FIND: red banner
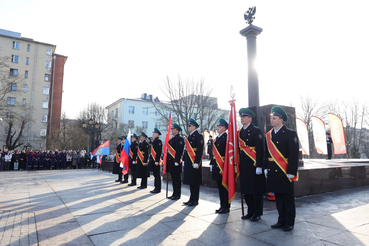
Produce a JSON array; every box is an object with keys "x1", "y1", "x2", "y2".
[
  {"x1": 328, "y1": 113, "x2": 347, "y2": 155},
  {"x1": 162, "y1": 115, "x2": 172, "y2": 175},
  {"x1": 222, "y1": 100, "x2": 240, "y2": 204},
  {"x1": 312, "y1": 116, "x2": 327, "y2": 155},
  {"x1": 296, "y1": 118, "x2": 309, "y2": 155}
]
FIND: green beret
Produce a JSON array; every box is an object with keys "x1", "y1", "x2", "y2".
[
  {"x1": 218, "y1": 118, "x2": 228, "y2": 129},
  {"x1": 132, "y1": 133, "x2": 138, "y2": 139},
  {"x1": 271, "y1": 106, "x2": 288, "y2": 121},
  {"x1": 140, "y1": 132, "x2": 148, "y2": 138},
  {"x1": 117, "y1": 136, "x2": 123, "y2": 140},
  {"x1": 122, "y1": 135, "x2": 127, "y2": 140},
  {"x1": 171, "y1": 123, "x2": 182, "y2": 132},
  {"x1": 189, "y1": 118, "x2": 199, "y2": 128},
  {"x1": 239, "y1": 108, "x2": 255, "y2": 117},
  {"x1": 153, "y1": 128, "x2": 162, "y2": 135}
]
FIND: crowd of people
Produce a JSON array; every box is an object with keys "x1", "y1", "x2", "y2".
[{"x1": 0, "y1": 149, "x2": 100, "y2": 171}]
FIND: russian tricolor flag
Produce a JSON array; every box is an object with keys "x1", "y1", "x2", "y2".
[{"x1": 120, "y1": 129, "x2": 132, "y2": 175}]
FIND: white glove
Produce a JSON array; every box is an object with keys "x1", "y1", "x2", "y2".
[
  {"x1": 256, "y1": 167, "x2": 262, "y2": 175},
  {"x1": 264, "y1": 169, "x2": 268, "y2": 178},
  {"x1": 155, "y1": 162, "x2": 159, "y2": 166},
  {"x1": 132, "y1": 161, "x2": 136, "y2": 164},
  {"x1": 119, "y1": 163, "x2": 123, "y2": 168},
  {"x1": 193, "y1": 163, "x2": 199, "y2": 169},
  {"x1": 210, "y1": 165, "x2": 213, "y2": 172},
  {"x1": 287, "y1": 174, "x2": 295, "y2": 179},
  {"x1": 174, "y1": 162, "x2": 179, "y2": 166}
]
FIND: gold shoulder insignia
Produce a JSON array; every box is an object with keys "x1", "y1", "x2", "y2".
[
  {"x1": 201, "y1": 140, "x2": 203, "y2": 144},
  {"x1": 159, "y1": 143, "x2": 162, "y2": 146},
  {"x1": 259, "y1": 134, "x2": 262, "y2": 139},
  {"x1": 294, "y1": 137, "x2": 298, "y2": 143},
  {"x1": 180, "y1": 141, "x2": 183, "y2": 145}
]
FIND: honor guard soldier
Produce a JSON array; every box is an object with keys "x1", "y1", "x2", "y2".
[
  {"x1": 166, "y1": 123, "x2": 185, "y2": 200},
  {"x1": 121, "y1": 136, "x2": 129, "y2": 183},
  {"x1": 113, "y1": 136, "x2": 124, "y2": 183},
  {"x1": 128, "y1": 134, "x2": 139, "y2": 186},
  {"x1": 137, "y1": 132, "x2": 150, "y2": 189},
  {"x1": 238, "y1": 108, "x2": 266, "y2": 221},
  {"x1": 149, "y1": 128, "x2": 163, "y2": 193},
  {"x1": 265, "y1": 106, "x2": 299, "y2": 232},
  {"x1": 210, "y1": 119, "x2": 229, "y2": 213},
  {"x1": 183, "y1": 118, "x2": 204, "y2": 206}
]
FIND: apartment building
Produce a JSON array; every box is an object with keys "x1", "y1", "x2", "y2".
[{"x1": 0, "y1": 28, "x2": 67, "y2": 150}]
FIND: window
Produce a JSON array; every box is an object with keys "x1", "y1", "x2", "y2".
[
  {"x1": 44, "y1": 74, "x2": 50, "y2": 81},
  {"x1": 7, "y1": 112, "x2": 14, "y2": 119},
  {"x1": 111, "y1": 110, "x2": 114, "y2": 119},
  {"x1": 7, "y1": 97, "x2": 15, "y2": 105},
  {"x1": 11, "y1": 55, "x2": 19, "y2": 63},
  {"x1": 142, "y1": 108, "x2": 148, "y2": 115},
  {"x1": 26, "y1": 57, "x2": 29, "y2": 65},
  {"x1": 42, "y1": 101, "x2": 48, "y2": 109},
  {"x1": 128, "y1": 106, "x2": 135, "y2": 114},
  {"x1": 155, "y1": 109, "x2": 159, "y2": 116},
  {"x1": 43, "y1": 87, "x2": 49, "y2": 95},
  {"x1": 10, "y1": 68, "x2": 18, "y2": 76},
  {"x1": 25, "y1": 70, "x2": 28, "y2": 78},
  {"x1": 12, "y1": 42, "x2": 20, "y2": 49},
  {"x1": 22, "y1": 98, "x2": 26, "y2": 106},
  {"x1": 46, "y1": 48, "x2": 52, "y2": 55},
  {"x1": 40, "y1": 129, "x2": 47, "y2": 136},
  {"x1": 45, "y1": 61, "x2": 51, "y2": 69},
  {"x1": 115, "y1": 108, "x2": 118, "y2": 118},
  {"x1": 128, "y1": 120, "x2": 134, "y2": 128},
  {"x1": 155, "y1": 122, "x2": 160, "y2": 129},
  {"x1": 23, "y1": 85, "x2": 27, "y2": 92},
  {"x1": 8, "y1": 83, "x2": 17, "y2": 91},
  {"x1": 27, "y1": 44, "x2": 31, "y2": 52},
  {"x1": 41, "y1": 115, "x2": 47, "y2": 122},
  {"x1": 142, "y1": 121, "x2": 148, "y2": 129}
]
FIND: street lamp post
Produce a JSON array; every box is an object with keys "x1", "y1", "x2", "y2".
[{"x1": 82, "y1": 118, "x2": 96, "y2": 154}]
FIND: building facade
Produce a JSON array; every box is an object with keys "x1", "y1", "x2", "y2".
[{"x1": 0, "y1": 28, "x2": 67, "y2": 150}]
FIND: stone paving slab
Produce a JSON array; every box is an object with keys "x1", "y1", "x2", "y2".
[{"x1": 1, "y1": 170, "x2": 369, "y2": 245}]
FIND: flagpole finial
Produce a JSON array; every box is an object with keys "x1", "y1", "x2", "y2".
[{"x1": 230, "y1": 86, "x2": 236, "y2": 100}]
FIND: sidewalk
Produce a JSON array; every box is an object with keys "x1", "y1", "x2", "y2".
[{"x1": 0, "y1": 170, "x2": 368, "y2": 245}]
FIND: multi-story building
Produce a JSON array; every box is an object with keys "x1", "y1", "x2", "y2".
[{"x1": 0, "y1": 28, "x2": 67, "y2": 150}]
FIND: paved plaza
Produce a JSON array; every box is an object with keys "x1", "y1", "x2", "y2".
[{"x1": 0, "y1": 169, "x2": 369, "y2": 246}]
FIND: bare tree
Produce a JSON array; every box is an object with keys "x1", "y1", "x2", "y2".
[{"x1": 152, "y1": 76, "x2": 228, "y2": 135}]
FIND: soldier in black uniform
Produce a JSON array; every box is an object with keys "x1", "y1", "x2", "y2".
[
  {"x1": 149, "y1": 128, "x2": 163, "y2": 194},
  {"x1": 183, "y1": 118, "x2": 204, "y2": 206},
  {"x1": 121, "y1": 136, "x2": 129, "y2": 183},
  {"x1": 207, "y1": 136, "x2": 213, "y2": 160},
  {"x1": 137, "y1": 132, "x2": 149, "y2": 189},
  {"x1": 265, "y1": 106, "x2": 299, "y2": 232},
  {"x1": 238, "y1": 108, "x2": 266, "y2": 221},
  {"x1": 112, "y1": 136, "x2": 123, "y2": 183},
  {"x1": 210, "y1": 119, "x2": 229, "y2": 214},
  {"x1": 128, "y1": 134, "x2": 138, "y2": 186},
  {"x1": 166, "y1": 123, "x2": 184, "y2": 200},
  {"x1": 326, "y1": 133, "x2": 333, "y2": 160}
]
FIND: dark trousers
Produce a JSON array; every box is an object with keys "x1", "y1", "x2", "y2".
[
  {"x1": 189, "y1": 185, "x2": 200, "y2": 202},
  {"x1": 244, "y1": 194, "x2": 263, "y2": 217},
  {"x1": 130, "y1": 166, "x2": 137, "y2": 184},
  {"x1": 140, "y1": 176, "x2": 147, "y2": 188},
  {"x1": 275, "y1": 193, "x2": 296, "y2": 227},
  {"x1": 153, "y1": 168, "x2": 161, "y2": 191},
  {"x1": 217, "y1": 181, "x2": 229, "y2": 209},
  {"x1": 170, "y1": 172, "x2": 181, "y2": 198},
  {"x1": 123, "y1": 174, "x2": 128, "y2": 181},
  {"x1": 118, "y1": 173, "x2": 122, "y2": 181},
  {"x1": 327, "y1": 144, "x2": 332, "y2": 159}
]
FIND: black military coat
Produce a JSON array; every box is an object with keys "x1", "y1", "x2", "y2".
[
  {"x1": 210, "y1": 133, "x2": 227, "y2": 181},
  {"x1": 129, "y1": 141, "x2": 138, "y2": 168},
  {"x1": 264, "y1": 125, "x2": 299, "y2": 194},
  {"x1": 183, "y1": 130, "x2": 204, "y2": 186},
  {"x1": 149, "y1": 137, "x2": 163, "y2": 172},
  {"x1": 166, "y1": 134, "x2": 184, "y2": 173},
  {"x1": 136, "y1": 140, "x2": 150, "y2": 178},
  {"x1": 113, "y1": 143, "x2": 123, "y2": 174},
  {"x1": 238, "y1": 123, "x2": 266, "y2": 195}
]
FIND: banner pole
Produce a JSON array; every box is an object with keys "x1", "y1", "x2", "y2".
[
  {"x1": 166, "y1": 172, "x2": 169, "y2": 198},
  {"x1": 241, "y1": 193, "x2": 245, "y2": 217}
]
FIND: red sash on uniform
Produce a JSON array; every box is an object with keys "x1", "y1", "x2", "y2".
[
  {"x1": 168, "y1": 141, "x2": 176, "y2": 159},
  {"x1": 238, "y1": 130, "x2": 257, "y2": 166},
  {"x1": 137, "y1": 148, "x2": 144, "y2": 164},
  {"x1": 129, "y1": 148, "x2": 133, "y2": 159},
  {"x1": 115, "y1": 151, "x2": 120, "y2": 163},
  {"x1": 185, "y1": 137, "x2": 198, "y2": 168},
  {"x1": 266, "y1": 130, "x2": 298, "y2": 182},
  {"x1": 212, "y1": 139, "x2": 224, "y2": 174}
]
